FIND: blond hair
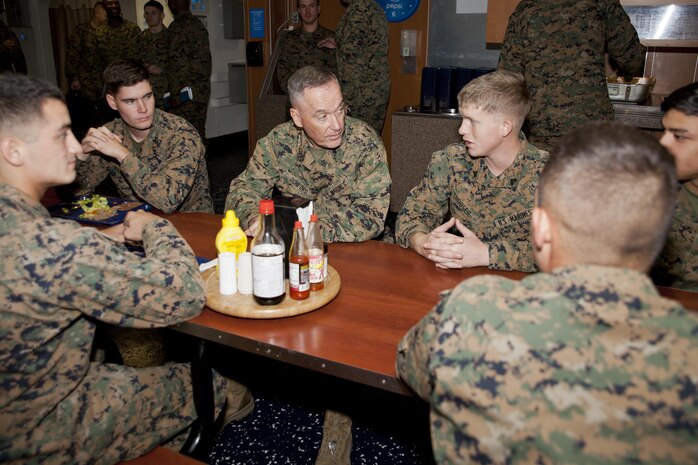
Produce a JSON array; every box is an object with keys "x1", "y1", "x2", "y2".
[{"x1": 457, "y1": 70, "x2": 530, "y2": 130}]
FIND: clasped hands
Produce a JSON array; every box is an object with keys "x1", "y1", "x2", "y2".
[
  {"x1": 410, "y1": 218, "x2": 489, "y2": 269},
  {"x1": 79, "y1": 126, "x2": 130, "y2": 163}
]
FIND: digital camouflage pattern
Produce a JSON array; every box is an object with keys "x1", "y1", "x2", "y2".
[
  {"x1": 498, "y1": 0, "x2": 646, "y2": 151},
  {"x1": 0, "y1": 183, "x2": 227, "y2": 465},
  {"x1": 132, "y1": 26, "x2": 169, "y2": 108},
  {"x1": 397, "y1": 265, "x2": 698, "y2": 465},
  {"x1": 166, "y1": 10, "x2": 211, "y2": 140},
  {"x1": 395, "y1": 134, "x2": 548, "y2": 272},
  {"x1": 334, "y1": 0, "x2": 390, "y2": 134},
  {"x1": 100, "y1": 19, "x2": 140, "y2": 66},
  {"x1": 652, "y1": 184, "x2": 698, "y2": 291},
  {"x1": 75, "y1": 109, "x2": 213, "y2": 213},
  {"x1": 65, "y1": 21, "x2": 107, "y2": 101},
  {"x1": 0, "y1": 20, "x2": 26, "y2": 74},
  {"x1": 225, "y1": 116, "x2": 391, "y2": 242},
  {"x1": 276, "y1": 26, "x2": 337, "y2": 94}
]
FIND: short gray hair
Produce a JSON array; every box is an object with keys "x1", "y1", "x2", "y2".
[{"x1": 287, "y1": 65, "x2": 338, "y2": 107}]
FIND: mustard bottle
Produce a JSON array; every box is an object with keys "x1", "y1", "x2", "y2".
[
  {"x1": 215, "y1": 210, "x2": 248, "y2": 259},
  {"x1": 215, "y1": 211, "x2": 247, "y2": 295}
]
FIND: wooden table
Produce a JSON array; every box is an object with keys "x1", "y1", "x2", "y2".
[{"x1": 167, "y1": 213, "x2": 698, "y2": 396}]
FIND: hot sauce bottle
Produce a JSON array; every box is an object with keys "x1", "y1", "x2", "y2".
[
  {"x1": 289, "y1": 221, "x2": 310, "y2": 300},
  {"x1": 305, "y1": 214, "x2": 324, "y2": 291}
]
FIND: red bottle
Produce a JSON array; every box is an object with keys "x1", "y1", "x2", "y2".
[{"x1": 289, "y1": 221, "x2": 310, "y2": 300}]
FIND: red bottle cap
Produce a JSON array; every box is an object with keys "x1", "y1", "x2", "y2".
[
  {"x1": 294, "y1": 220, "x2": 302, "y2": 229},
  {"x1": 310, "y1": 214, "x2": 318, "y2": 222},
  {"x1": 259, "y1": 199, "x2": 274, "y2": 214}
]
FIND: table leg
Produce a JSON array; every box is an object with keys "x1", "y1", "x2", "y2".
[{"x1": 180, "y1": 339, "x2": 216, "y2": 461}]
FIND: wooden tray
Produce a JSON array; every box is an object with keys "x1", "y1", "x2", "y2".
[{"x1": 202, "y1": 266, "x2": 341, "y2": 319}]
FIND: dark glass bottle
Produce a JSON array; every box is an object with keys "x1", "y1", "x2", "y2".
[{"x1": 251, "y1": 199, "x2": 285, "y2": 305}]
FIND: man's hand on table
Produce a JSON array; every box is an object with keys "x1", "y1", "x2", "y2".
[
  {"x1": 100, "y1": 210, "x2": 161, "y2": 243},
  {"x1": 410, "y1": 218, "x2": 490, "y2": 269}
]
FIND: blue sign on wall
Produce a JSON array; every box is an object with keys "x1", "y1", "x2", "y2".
[
  {"x1": 376, "y1": 0, "x2": 420, "y2": 22},
  {"x1": 250, "y1": 8, "x2": 265, "y2": 39}
]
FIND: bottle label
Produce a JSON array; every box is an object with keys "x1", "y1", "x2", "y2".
[
  {"x1": 289, "y1": 262, "x2": 310, "y2": 292},
  {"x1": 308, "y1": 248, "x2": 324, "y2": 283},
  {"x1": 252, "y1": 244, "x2": 285, "y2": 298}
]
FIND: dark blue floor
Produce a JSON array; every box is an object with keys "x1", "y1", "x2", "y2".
[{"x1": 194, "y1": 341, "x2": 435, "y2": 465}]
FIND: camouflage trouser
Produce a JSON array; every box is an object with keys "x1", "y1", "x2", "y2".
[
  {"x1": 3, "y1": 363, "x2": 227, "y2": 465},
  {"x1": 170, "y1": 101, "x2": 208, "y2": 146}
]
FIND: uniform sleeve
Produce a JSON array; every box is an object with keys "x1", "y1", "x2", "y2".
[
  {"x1": 275, "y1": 35, "x2": 293, "y2": 94},
  {"x1": 74, "y1": 154, "x2": 110, "y2": 196},
  {"x1": 315, "y1": 139, "x2": 390, "y2": 242},
  {"x1": 118, "y1": 132, "x2": 206, "y2": 214},
  {"x1": 49, "y1": 219, "x2": 205, "y2": 327},
  {"x1": 497, "y1": 3, "x2": 526, "y2": 74},
  {"x1": 603, "y1": 0, "x2": 646, "y2": 78},
  {"x1": 65, "y1": 29, "x2": 82, "y2": 83},
  {"x1": 488, "y1": 238, "x2": 537, "y2": 272},
  {"x1": 395, "y1": 149, "x2": 452, "y2": 248},
  {"x1": 167, "y1": 19, "x2": 211, "y2": 103},
  {"x1": 336, "y1": 4, "x2": 387, "y2": 103},
  {"x1": 396, "y1": 291, "x2": 452, "y2": 400},
  {"x1": 224, "y1": 137, "x2": 279, "y2": 228}
]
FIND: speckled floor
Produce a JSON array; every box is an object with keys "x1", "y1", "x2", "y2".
[
  {"x1": 202, "y1": 344, "x2": 435, "y2": 465},
  {"x1": 210, "y1": 393, "x2": 434, "y2": 465}
]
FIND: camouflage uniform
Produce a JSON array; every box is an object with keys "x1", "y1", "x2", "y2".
[
  {"x1": 397, "y1": 265, "x2": 698, "y2": 465},
  {"x1": 0, "y1": 183, "x2": 227, "y2": 465},
  {"x1": 0, "y1": 19, "x2": 26, "y2": 74},
  {"x1": 75, "y1": 109, "x2": 213, "y2": 214},
  {"x1": 132, "y1": 26, "x2": 169, "y2": 108},
  {"x1": 65, "y1": 21, "x2": 107, "y2": 101},
  {"x1": 395, "y1": 134, "x2": 548, "y2": 272},
  {"x1": 652, "y1": 184, "x2": 698, "y2": 291},
  {"x1": 225, "y1": 116, "x2": 391, "y2": 242},
  {"x1": 100, "y1": 19, "x2": 140, "y2": 64},
  {"x1": 276, "y1": 26, "x2": 337, "y2": 94},
  {"x1": 334, "y1": 0, "x2": 390, "y2": 134},
  {"x1": 166, "y1": 10, "x2": 211, "y2": 141},
  {"x1": 498, "y1": 0, "x2": 646, "y2": 151}
]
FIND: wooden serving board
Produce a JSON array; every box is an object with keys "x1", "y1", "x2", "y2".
[{"x1": 202, "y1": 266, "x2": 341, "y2": 319}]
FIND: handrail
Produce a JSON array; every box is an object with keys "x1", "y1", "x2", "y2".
[{"x1": 258, "y1": 28, "x2": 291, "y2": 100}]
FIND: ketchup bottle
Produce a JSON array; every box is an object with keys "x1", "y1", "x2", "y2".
[{"x1": 289, "y1": 221, "x2": 310, "y2": 300}]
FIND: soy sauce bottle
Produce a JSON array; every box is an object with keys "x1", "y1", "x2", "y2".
[{"x1": 251, "y1": 200, "x2": 285, "y2": 305}]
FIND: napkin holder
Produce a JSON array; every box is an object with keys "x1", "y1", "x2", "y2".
[{"x1": 272, "y1": 195, "x2": 311, "y2": 277}]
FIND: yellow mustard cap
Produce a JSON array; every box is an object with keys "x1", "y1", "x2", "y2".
[{"x1": 222, "y1": 210, "x2": 240, "y2": 227}]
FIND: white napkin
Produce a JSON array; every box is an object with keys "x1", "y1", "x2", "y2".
[
  {"x1": 296, "y1": 201, "x2": 313, "y2": 230},
  {"x1": 199, "y1": 258, "x2": 218, "y2": 272}
]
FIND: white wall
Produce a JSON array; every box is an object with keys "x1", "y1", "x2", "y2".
[
  {"x1": 128, "y1": 0, "x2": 248, "y2": 137},
  {"x1": 204, "y1": 0, "x2": 248, "y2": 137}
]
